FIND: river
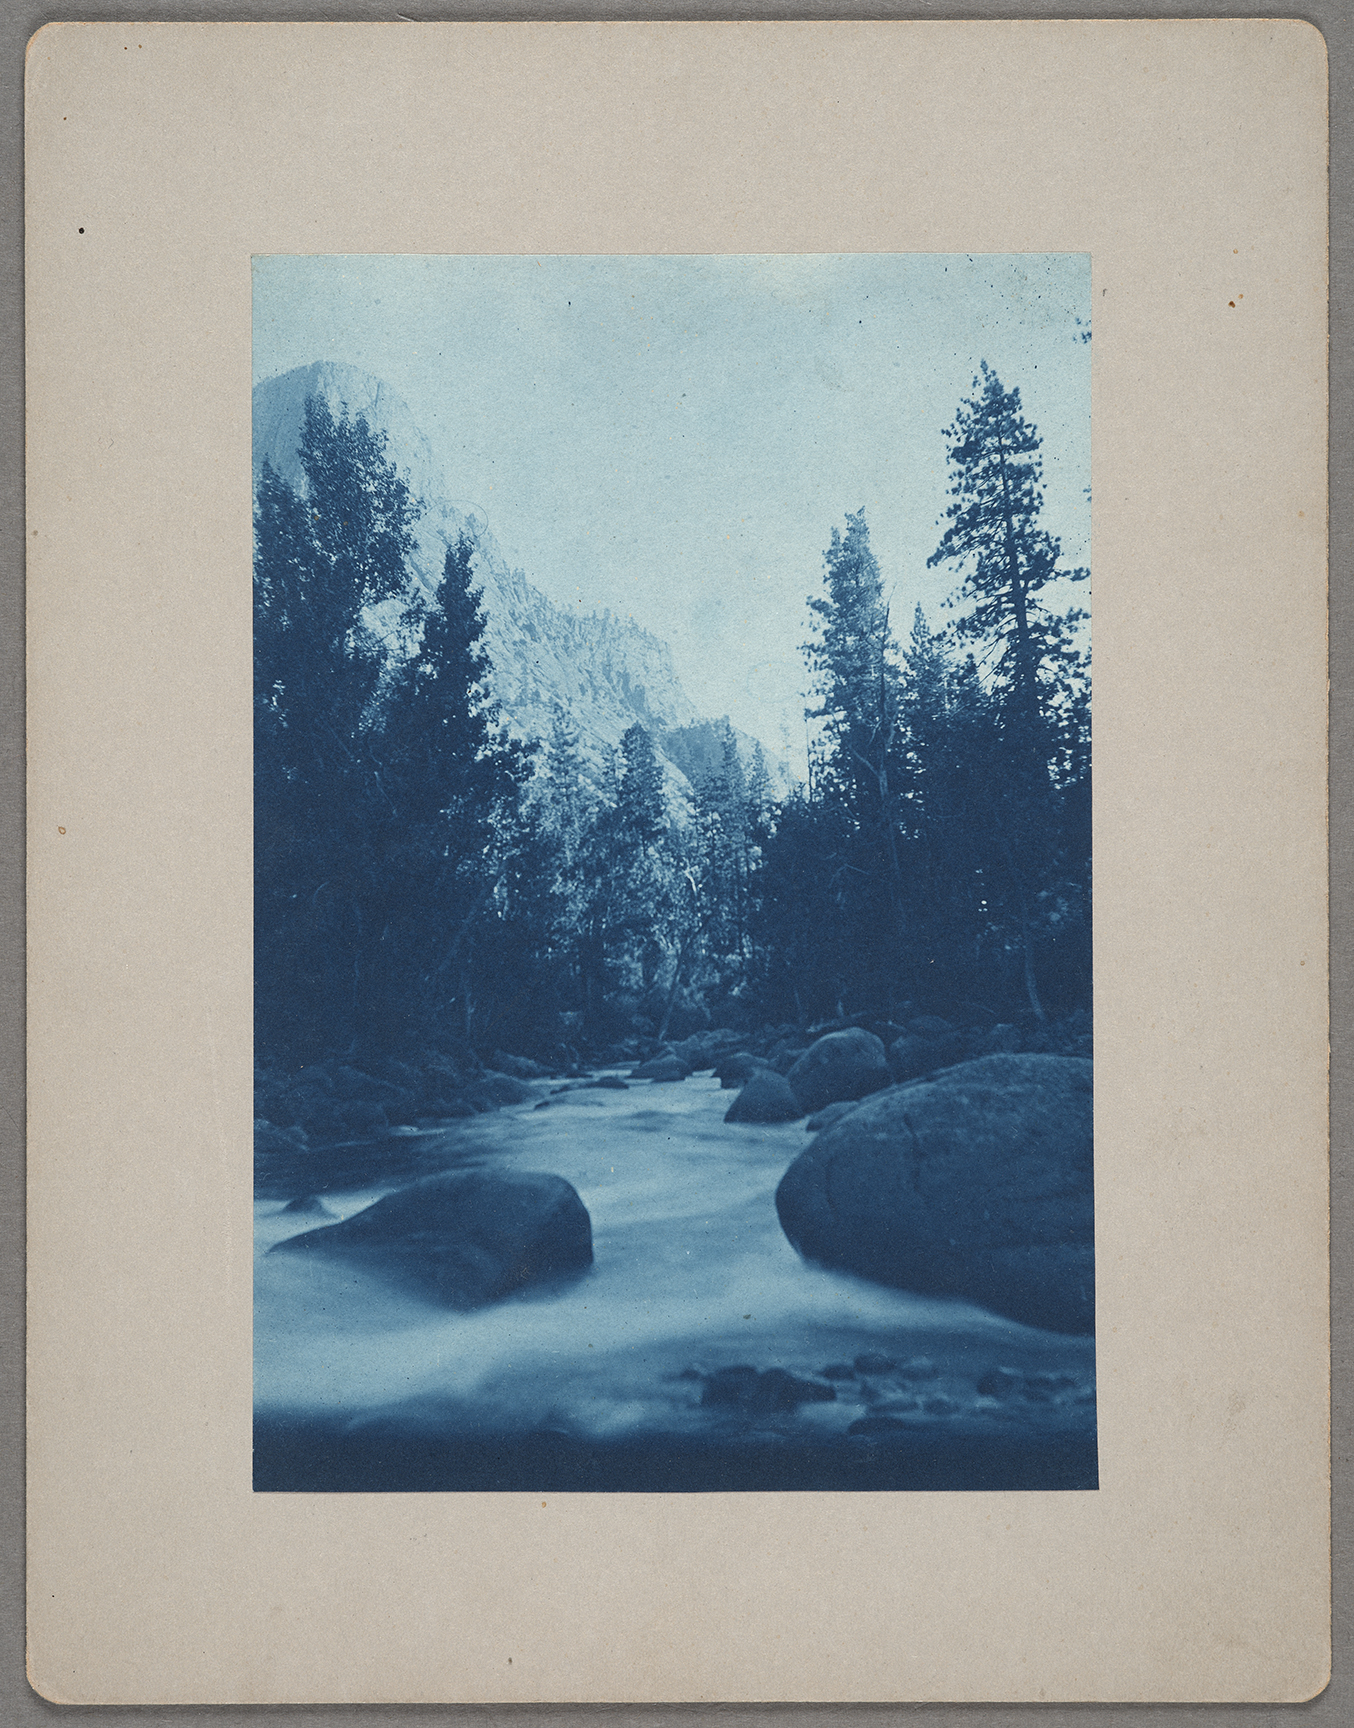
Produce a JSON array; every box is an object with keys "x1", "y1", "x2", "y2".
[{"x1": 254, "y1": 1072, "x2": 1098, "y2": 1491}]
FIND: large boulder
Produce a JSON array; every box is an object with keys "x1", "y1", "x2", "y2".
[
  {"x1": 669, "y1": 1032, "x2": 737, "y2": 1072},
  {"x1": 774, "y1": 1054, "x2": 1094, "y2": 1335},
  {"x1": 787, "y1": 1028, "x2": 891, "y2": 1114},
  {"x1": 467, "y1": 1071, "x2": 537, "y2": 1108},
  {"x1": 272, "y1": 1169, "x2": 593, "y2": 1307},
  {"x1": 633, "y1": 1053, "x2": 691, "y2": 1083},
  {"x1": 492, "y1": 1050, "x2": 553, "y2": 1080},
  {"x1": 724, "y1": 1068, "x2": 804, "y2": 1124},
  {"x1": 888, "y1": 1032, "x2": 965, "y2": 1083},
  {"x1": 715, "y1": 1051, "x2": 769, "y2": 1089}
]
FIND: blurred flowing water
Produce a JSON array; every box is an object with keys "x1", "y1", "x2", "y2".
[{"x1": 254, "y1": 1074, "x2": 1097, "y2": 1490}]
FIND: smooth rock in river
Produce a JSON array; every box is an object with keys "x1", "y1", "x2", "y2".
[
  {"x1": 467, "y1": 1071, "x2": 537, "y2": 1108},
  {"x1": 280, "y1": 1193, "x2": 331, "y2": 1216},
  {"x1": 491, "y1": 1049, "x2": 553, "y2": 1080},
  {"x1": 715, "y1": 1051, "x2": 768, "y2": 1089},
  {"x1": 787, "y1": 1027, "x2": 891, "y2": 1114},
  {"x1": 271, "y1": 1169, "x2": 593, "y2": 1307},
  {"x1": 724, "y1": 1068, "x2": 805, "y2": 1124},
  {"x1": 634, "y1": 1053, "x2": 690, "y2": 1083},
  {"x1": 775, "y1": 1054, "x2": 1095, "y2": 1335}
]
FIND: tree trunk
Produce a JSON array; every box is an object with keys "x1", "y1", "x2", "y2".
[
  {"x1": 656, "y1": 933, "x2": 695, "y2": 1042},
  {"x1": 657, "y1": 875, "x2": 703, "y2": 1042},
  {"x1": 1001, "y1": 838, "x2": 1047, "y2": 1026}
]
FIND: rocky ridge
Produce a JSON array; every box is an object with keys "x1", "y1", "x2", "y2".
[{"x1": 252, "y1": 360, "x2": 789, "y2": 797}]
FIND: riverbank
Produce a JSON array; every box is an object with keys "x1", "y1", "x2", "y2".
[{"x1": 255, "y1": 1073, "x2": 1096, "y2": 1492}]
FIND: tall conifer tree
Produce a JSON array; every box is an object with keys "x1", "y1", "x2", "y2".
[
  {"x1": 253, "y1": 396, "x2": 422, "y2": 1057},
  {"x1": 926, "y1": 365, "x2": 1091, "y2": 1022},
  {"x1": 927, "y1": 363, "x2": 1087, "y2": 737}
]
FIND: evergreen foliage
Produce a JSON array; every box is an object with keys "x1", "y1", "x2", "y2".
[
  {"x1": 927, "y1": 362, "x2": 1088, "y2": 736},
  {"x1": 255, "y1": 367, "x2": 1089, "y2": 1079},
  {"x1": 771, "y1": 511, "x2": 908, "y2": 1012},
  {"x1": 804, "y1": 511, "x2": 899, "y2": 802},
  {"x1": 254, "y1": 397, "x2": 529, "y2": 1059},
  {"x1": 924, "y1": 363, "x2": 1091, "y2": 1020},
  {"x1": 254, "y1": 398, "x2": 423, "y2": 1058},
  {"x1": 756, "y1": 368, "x2": 1090, "y2": 1027}
]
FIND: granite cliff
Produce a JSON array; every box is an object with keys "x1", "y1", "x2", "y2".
[{"x1": 252, "y1": 361, "x2": 786, "y2": 794}]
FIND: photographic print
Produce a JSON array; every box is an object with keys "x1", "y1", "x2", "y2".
[
  {"x1": 252, "y1": 253, "x2": 1095, "y2": 1493},
  {"x1": 27, "y1": 20, "x2": 1328, "y2": 1700}
]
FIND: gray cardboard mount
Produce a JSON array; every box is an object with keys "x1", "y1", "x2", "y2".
[{"x1": 23, "y1": 18, "x2": 1330, "y2": 1707}]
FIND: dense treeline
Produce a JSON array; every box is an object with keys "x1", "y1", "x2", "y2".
[{"x1": 255, "y1": 364, "x2": 1089, "y2": 1072}]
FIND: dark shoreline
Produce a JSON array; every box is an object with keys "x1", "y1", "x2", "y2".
[{"x1": 253, "y1": 1416, "x2": 1099, "y2": 1493}]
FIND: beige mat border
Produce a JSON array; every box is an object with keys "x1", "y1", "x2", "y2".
[{"x1": 23, "y1": 15, "x2": 1331, "y2": 1708}]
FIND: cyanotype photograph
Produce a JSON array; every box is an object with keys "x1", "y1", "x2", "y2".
[{"x1": 251, "y1": 254, "x2": 1094, "y2": 1493}]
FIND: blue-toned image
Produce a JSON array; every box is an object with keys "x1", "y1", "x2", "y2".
[{"x1": 253, "y1": 256, "x2": 1094, "y2": 1492}]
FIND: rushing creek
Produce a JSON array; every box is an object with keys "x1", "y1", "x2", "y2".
[{"x1": 254, "y1": 1073, "x2": 1098, "y2": 1491}]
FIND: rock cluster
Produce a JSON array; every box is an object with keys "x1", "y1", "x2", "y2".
[
  {"x1": 698, "y1": 1365, "x2": 837, "y2": 1414},
  {"x1": 709, "y1": 1009, "x2": 1091, "y2": 1134},
  {"x1": 675, "y1": 1349, "x2": 1095, "y2": 1439},
  {"x1": 254, "y1": 1050, "x2": 551, "y2": 1198}
]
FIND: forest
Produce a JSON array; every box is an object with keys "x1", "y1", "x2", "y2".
[{"x1": 253, "y1": 362, "x2": 1091, "y2": 1082}]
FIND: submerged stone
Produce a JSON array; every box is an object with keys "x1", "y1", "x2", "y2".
[{"x1": 700, "y1": 1366, "x2": 837, "y2": 1413}]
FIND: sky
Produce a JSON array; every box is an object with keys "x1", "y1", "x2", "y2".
[{"x1": 254, "y1": 254, "x2": 1090, "y2": 773}]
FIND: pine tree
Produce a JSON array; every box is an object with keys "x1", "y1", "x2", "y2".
[
  {"x1": 254, "y1": 399, "x2": 544, "y2": 1058},
  {"x1": 373, "y1": 532, "x2": 533, "y2": 1047},
  {"x1": 253, "y1": 396, "x2": 423, "y2": 1058},
  {"x1": 745, "y1": 740, "x2": 773, "y2": 831},
  {"x1": 926, "y1": 362, "x2": 1087, "y2": 736},
  {"x1": 615, "y1": 722, "x2": 668, "y2": 847},
  {"x1": 691, "y1": 723, "x2": 750, "y2": 979},
  {"x1": 926, "y1": 365, "x2": 1092, "y2": 1022},
  {"x1": 534, "y1": 703, "x2": 599, "y2": 887},
  {"x1": 804, "y1": 510, "x2": 902, "y2": 817},
  {"x1": 514, "y1": 703, "x2": 601, "y2": 1026},
  {"x1": 897, "y1": 605, "x2": 948, "y2": 826},
  {"x1": 614, "y1": 724, "x2": 679, "y2": 997},
  {"x1": 799, "y1": 510, "x2": 906, "y2": 1007},
  {"x1": 382, "y1": 534, "x2": 525, "y2": 836}
]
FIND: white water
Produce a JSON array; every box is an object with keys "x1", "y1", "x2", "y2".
[{"x1": 254, "y1": 1074, "x2": 1095, "y2": 1444}]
